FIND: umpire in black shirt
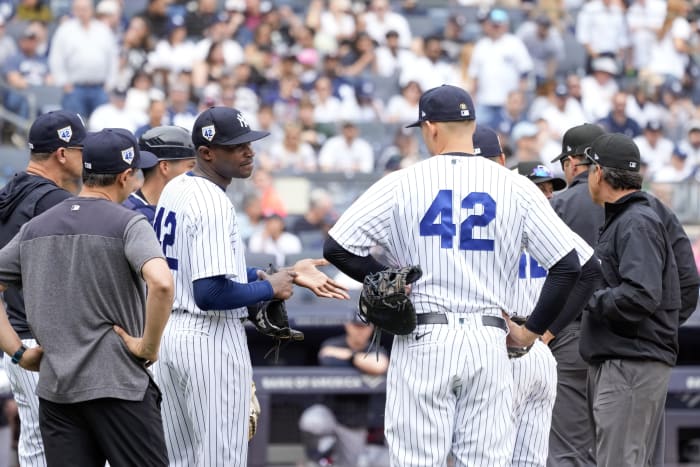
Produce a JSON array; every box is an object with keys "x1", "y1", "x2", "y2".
[
  {"x1": 546, "y1": 123, "x2": 604, "y2": 467},
  {"x1": 580, "y1": 133, "x2": 682, "y2": 467}
]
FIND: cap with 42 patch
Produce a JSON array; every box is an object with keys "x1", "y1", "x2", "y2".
[
  {"x1": 192, "y1": 106, "x2": 270, "y2": 147},
  {"x1": 83, "y1": 128, "x2": 158, "y2": 174},
  {"x1": 28, "y1": 110, "x2": 87, "y2": 153}
]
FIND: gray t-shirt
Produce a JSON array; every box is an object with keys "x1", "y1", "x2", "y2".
[{"x1": 0, "y1": 197, "x2": 165, "y2": 403}]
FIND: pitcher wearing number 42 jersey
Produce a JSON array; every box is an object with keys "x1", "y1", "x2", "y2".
[{"x1": 325, "y1": 85, "x2": 588, "y2": 467}]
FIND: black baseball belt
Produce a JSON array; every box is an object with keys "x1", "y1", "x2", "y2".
[{"x1": 416, "y1": 313, "x2": 507, "y2": 332}]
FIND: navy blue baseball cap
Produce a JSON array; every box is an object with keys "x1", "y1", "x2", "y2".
[
  {"x1": 581, "y1": 133, "x2": 641, "y2": 172},
  {"x1": 406, "y1": 85, "x2": 476, "y2": 128},
  {"x1": 83, "y1": 128, "x2": 159, "y2": 174},
  {"x1": 472, "y1": 125, "x2": 503, "y2": 157},
  {"x1": 28, "y1": 110, "x2": 87, "y2": 153},
  {"x1": 192, "y1": 107, "x2": 270, "y2": 147}
]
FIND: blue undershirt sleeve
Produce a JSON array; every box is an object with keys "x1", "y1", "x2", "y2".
[{"x1": 193, "y1": 275, "x2": 274, "y2": 311}]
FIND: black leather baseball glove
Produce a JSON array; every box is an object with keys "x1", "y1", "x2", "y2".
[
  {"x1": 359, "y1": 265, "x2": 422, "y2": 335},
  {"x1": 248, "y1": 266, "x2": 304, "y2": 361}
]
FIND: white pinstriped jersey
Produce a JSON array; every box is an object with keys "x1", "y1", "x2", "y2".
[
  {"x1": 330, "y1": 155, "x2": 589, "y2": 315},
  {"x1": 509, "y1": 234, "x2": 593, "y2": 317},
  {"x1": 154, "y1": 173, "x2": 248, "y2": 318}
]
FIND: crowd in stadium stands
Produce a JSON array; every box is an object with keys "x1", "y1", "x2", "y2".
[{"x1": 1, "y1": 0, "x2": 700, "y2": 232}]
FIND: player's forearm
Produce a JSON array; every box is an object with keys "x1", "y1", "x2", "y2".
[
  {"x1": 548, "y1": 255, "x2": 602, "y2": 336},
  {"x1": 323, "y1": 236, "x2": 386, "y2": 283},
  {"x1": 525, "y1": 250, "x2": 581, "y2": 335},
  {"x1": 141, "y1": 281, "x2": 174, "y2": 353}
]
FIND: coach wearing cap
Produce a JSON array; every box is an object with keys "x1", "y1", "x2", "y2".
[
  {"x1": 0, "y1": 128, "x2": 172, "y2": 466},
  {"x1": 123, "y1": 125, "x2": 196, "y2": 223},
  {"x1": 579, "y1": 133, "x2": 681, "y2": 467},
  {"x1": 0, "y1": 110, "x2": 86, "y2": 466}
]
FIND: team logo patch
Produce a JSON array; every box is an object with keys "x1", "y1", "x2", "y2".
[
  {"x1": 121, "y1": 146, "x2": 135, "y2": 165},
  {"x1": 201, "y1": 124, "x2": 215, "y2": 141},
  {"x1": 459, "y1": 102, "x2": 470, "y2": 117},
  {"x1": 629, "y1": 161, "x2": 637, "y2": 168},
  {"x1": 421, "y1": 110, "x2": 426, "y2": 117},
  {"x1": 57, "y1": 126, "x2": 72, "y2": 142},
  {"x1": 474, "y1": 147, "x2": 481, "y2": 154}
]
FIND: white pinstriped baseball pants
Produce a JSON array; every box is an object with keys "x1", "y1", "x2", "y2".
[
  {"x1": 4, "y1": 338, "x2": 46, "y2": 467},
  {"x1": 154, "y1": 311, "x2": 252, "y2": 467},
  {"x1": 510, "y1": 340, "x2": 558, "y2": 467},
  {"x1": 385, "y1": 313, "x2": 514, "y2": 467}
]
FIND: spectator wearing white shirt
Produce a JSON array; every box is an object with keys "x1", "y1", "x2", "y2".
[
  {"x1": 634, "y1": 120, "x2": 674, "y2": 177},
  {"x1": 581, "y1": 57, "x2": 619, "y2": 121},
  {"x1": 194, "y1": 13, "x2": 244, "y2": 70},
  {"x1": 468, "y1": 9, "x2": 533, "y2": 129},
  {"x1": 539, "y1": 83, "x2": 587, "y2": 140},
  {"x1": 375, "y1": 30, "x2": 416, "y2": 78},
  {"x1": 263, "y1": 122, "x2": 317, "y2": 173},
  {"x1": 318, "y1": 122, "x2": 374, "y2": 173},
  {"x1": 148, "y1": 15, "x2": 197, "y2": 74},
  {"x1": 652, "y1": 146, "x2": 692, "y2": 183},
  {"x1": 306, "y1": 0, "x2": 356, "y2": 45},
  {"x1": 364, "y1": 0, "x2": 412, "y2": 49},
  {"x1": 678, "y1": 120, "x2": 700, "y2": 168},
  {"x1": 49, "y1": 0, "x2": 118, "y2": 118},
  {"x1": 312, "y1": 75, "x2": 344, "y2": 124},
  {"x1": 625, "y1": 84, "x2": 663, "y2": 129},
  {"x1": 384, "y1": 80, "x2": 421, "y2": 124},
  {"x1": 88, "y1": 88, "x2": 146, "y2": 133},
  {"x1": 575, "y1": 0, "x2": 630, "y2": 69},
  {"x1": 248, "y1": 214, "x2": 303, "y2": 268},
  {"x1": 647, "y1": 0, "x2": 691, "y2": 84},
  {"x1": 626, "y1": 0, "x2": 666, "y2": 72},
  {"x1": 400, "y1": 36, "x2": 455, "y2": 93}
]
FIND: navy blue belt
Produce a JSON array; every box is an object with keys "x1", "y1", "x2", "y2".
[{"x1": 416, "y1": 313, "x2": 507, "y2": 332}]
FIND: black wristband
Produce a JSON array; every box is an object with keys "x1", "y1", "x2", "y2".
[{"x1": 11, "y1": 344, "x2": 27, "y2": 365}]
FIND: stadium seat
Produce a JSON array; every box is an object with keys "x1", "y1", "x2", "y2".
[
  {"x1": 245, "y1": 251, "x2": 278, "y2": 269},
  {"x1": 27, "y1": 85, "x2": 64, "y2": 116}
]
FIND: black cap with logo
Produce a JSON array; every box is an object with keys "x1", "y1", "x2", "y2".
[
  {"x1": 192, "y1": 106, "x2": 270, "y2": 147},
  {"x1": 581, "y1": 133, "x2": 641, "y2": 172},
  {"x1": 551, "y1": 123, "x2": 605, "y2": 162},
  {"x1": 83, "y1": 128, "x2": 159, "y2": 174},
  {"x1": 28, "y1": 110, "x2": 87, "y2": 153},
  {"x1": 406, "y1": 85, "x2": 476, "y2": 128}
]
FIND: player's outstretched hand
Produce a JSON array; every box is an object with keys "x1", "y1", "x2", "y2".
[
  {"x1": 19, "y1": 346, "x2": 43, "y2": 372},
  {"x1": 291, "y1": 258, "x2": 350, "y2": 300},
  {"x1": 259, "y1": 269, "x2": 296, "y2": 300},
  {"x1": 113, "y1": 325, "x2": 158, "y2": 367},
  {"x1": 505, "y1": 318, "x2": 539, "y2": 348}
]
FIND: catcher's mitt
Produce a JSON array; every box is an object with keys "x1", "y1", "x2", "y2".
[
  {"x1": 249, "y1": 382, "x2": 261, "y2": 441},
  {"x1": 359, "y1": 265, "x2": 422, "y2": 335}
]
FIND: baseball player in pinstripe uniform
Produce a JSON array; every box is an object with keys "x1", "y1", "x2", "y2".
[
  {"x1": 153, "y1": 106, "x2": 348, "y2": 467},
  {"x1": 0, "y1": 111, "x2": 86, "y2": 467},
  {"x1": 324, "y1": 86, "x2": 590, "y2": 467},
  {"x1": 474, "y1": 126, "x2": 594, "y2": 467}
]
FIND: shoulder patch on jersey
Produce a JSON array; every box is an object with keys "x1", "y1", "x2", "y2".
[
  {"x1": 201, "y1": 124, "x2": 215, "y2": 141},
  {"x1": 57, "y1": 126, "x2": 72, "y2": 142},
  {"x1": 121, "y1": 146, "x2": 135, "y2": 165}
]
